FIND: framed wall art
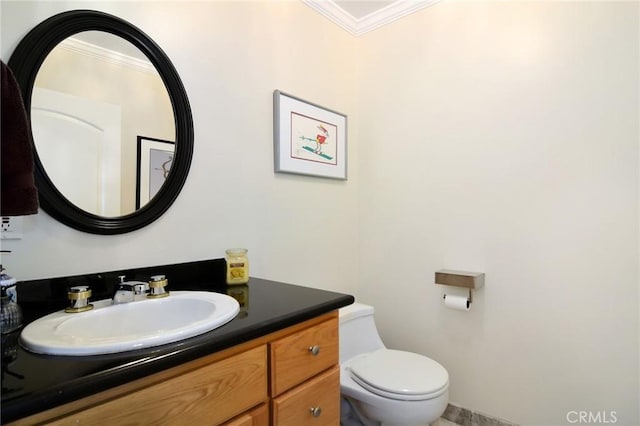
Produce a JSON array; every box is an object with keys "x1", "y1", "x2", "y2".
[
  {"x1": 273, "y1": 90, "x2": 347, "y2": 180},
  {"x1": 136, "y1": 136, "x2": 175, "y2": 208}
]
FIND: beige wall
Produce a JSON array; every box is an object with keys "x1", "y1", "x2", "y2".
[
  {"x1": 1, "y1": 0, "x2": 359, "y2": 296},
  {"x1": 1, "y1": 1, "x2": 638, "y2": 425},
  {"x1": 355, "y1": 2, "x2": 639, "y2": 425}
]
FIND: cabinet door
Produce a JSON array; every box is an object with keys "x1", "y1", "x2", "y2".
[
  {"x1": 271, "y1": 366, "x2": 340, "y2": 426},
  {"x1": 222, "y1": 404, "x2": 269, "y2": 426},
  {"x1": 269, "y1": 317, "x2": 338, "y2": 396},
  {"x1": 49, "y1": 345, "x2": 267, "y2": 426}
]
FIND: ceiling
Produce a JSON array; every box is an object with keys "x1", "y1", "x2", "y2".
[
  {"x1": 334, "y1": 1, "x2": 396, "y2": 19},
  {"x1": 302, "y1": 0, "x2": 440, "y2": 36}
]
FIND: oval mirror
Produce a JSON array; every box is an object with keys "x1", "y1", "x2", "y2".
[{"x1": 8, "y1": 10, "x2": 193, "y2": 234}]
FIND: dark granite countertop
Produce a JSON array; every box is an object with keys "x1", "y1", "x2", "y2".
[{"x1": 0, "y1": 259, "x2": 354, "y2": 423}]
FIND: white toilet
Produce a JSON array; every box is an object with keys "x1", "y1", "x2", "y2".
[{"x1": 339, "y1": 303, "x2": 449, "y2": 426}]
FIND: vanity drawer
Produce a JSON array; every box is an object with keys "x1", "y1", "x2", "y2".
[
  {"x1": 269, "y1": 317, "x2": 338, "y2": 396},
  {"x1": 271, "y1": 365, "x2": 340, "y2": 426},
  {"x1": 49, "y1": 345, "x2": 267, "y2": 426}
]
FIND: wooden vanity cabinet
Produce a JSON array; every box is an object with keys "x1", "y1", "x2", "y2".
[
  {"x1": 271, "y1": 367, "x2": 340, "y2": 426},
  {"x1": 8, "y1": 311, "x2": 340, "y2": 426},
  {"x1": 269, "y1": 316, "x2": 340, "y2": 425},
  {"x1": 222, "y1": 404, "x2": 269, "y2": 426},
  {"x1": 47, "y1": 345, "x2": 268, "y2": 426}
]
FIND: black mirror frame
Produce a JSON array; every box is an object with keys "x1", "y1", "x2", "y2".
[{"x1": 8, "y1": 10, "x2": 193, "y2": 235}]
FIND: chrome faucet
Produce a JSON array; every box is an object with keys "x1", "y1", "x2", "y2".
[{"x1": 112, "y1": 275, "x2": 150, "y2": 304}]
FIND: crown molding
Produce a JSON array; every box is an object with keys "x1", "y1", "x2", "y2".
[
  {"x1": 302, "y1": 0, "x2": 440, "y2": 36},
  {"x1": 59, "y1": 37, "x2": 156, "y2": 74}
]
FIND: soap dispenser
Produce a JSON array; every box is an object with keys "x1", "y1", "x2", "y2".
[{"x1": 1, "y1": 264, "x2": 23, "y2": 334}]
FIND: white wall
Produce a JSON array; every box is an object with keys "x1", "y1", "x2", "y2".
[
  {"x1": 355, "y1": 2, "x2": 639, "y2": 425},
  {"x1": 1, "y1": 1, "x2": 638, "y2": 425},
  {"x1": 1, "y1": 0, "x2": 359, "y2": 295}
]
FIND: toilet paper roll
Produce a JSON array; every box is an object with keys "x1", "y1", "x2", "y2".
[{"x1": 444, "y1": 294, "x2": 470, "y2": 311}]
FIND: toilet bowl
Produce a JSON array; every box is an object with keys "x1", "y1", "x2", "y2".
[{"x1": 339, "y1": 303, "x2": 449, "y2": 426}]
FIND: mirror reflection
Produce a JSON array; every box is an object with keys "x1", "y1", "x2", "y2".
[{"x1": 31, "y1": 31, "x2": 175, "y2": 217}]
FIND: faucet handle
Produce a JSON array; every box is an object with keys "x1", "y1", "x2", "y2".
[
  {"x1": 148, "y1": 275, "x2": 169, "y2": 299},
  {"x1": 65, "y1": 286, "x2": 94, "y2": 313},
  {"x1": 150, "y1": 275, "x2": 167, "y2": 285}
]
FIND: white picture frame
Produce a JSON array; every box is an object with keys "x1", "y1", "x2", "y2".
[{"x1": 273, "y1": 90, "x2": 347, "y2": 180}]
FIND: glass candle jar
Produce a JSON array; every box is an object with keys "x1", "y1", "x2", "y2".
[
  {"x1": 0, "y1": 268, "x2": 22, "y2": 334},
  {"x1": 225, "y1": 248, "x2": 249, "y2": 285},
  {"x1": 1, "y1": 291, "x2": 23, "y2": 334}
]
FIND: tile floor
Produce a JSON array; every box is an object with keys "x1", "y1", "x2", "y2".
[{"x1": 433, "y1": 419, "x2": 459, "y2": 426}]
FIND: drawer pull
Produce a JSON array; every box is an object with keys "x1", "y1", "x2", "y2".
[
  {"x1": 309, "y1": 406, "x2": 322, "y2": 417},
  {"x1": 308, "y1": 345, "x2": 321, "y2": 356}
]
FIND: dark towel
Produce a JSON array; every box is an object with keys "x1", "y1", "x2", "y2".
[{"x1": 1, "y1": 60, "x2": 38, "y2": 216}]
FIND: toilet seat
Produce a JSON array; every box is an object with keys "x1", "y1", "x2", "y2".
[{"x1": 347, "y1": 349, "x2": 449, "y2": 401}]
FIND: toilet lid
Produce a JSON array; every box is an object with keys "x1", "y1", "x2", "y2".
[{"x1": 348, "y1": 349, "x2": 449, "y2": 401}]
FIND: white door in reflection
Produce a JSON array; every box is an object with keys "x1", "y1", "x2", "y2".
[{"x1": 31, "y1": 88, "x2": 122, "y2": 216}]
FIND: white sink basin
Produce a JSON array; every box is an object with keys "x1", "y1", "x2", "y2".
[{"x1": 20, "y1": 291, "x2": 240, "y2": 356}]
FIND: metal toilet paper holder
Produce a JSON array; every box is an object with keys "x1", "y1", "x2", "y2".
[{"x1": 435, "y1": 269, "x2": 485, "y2": 305}]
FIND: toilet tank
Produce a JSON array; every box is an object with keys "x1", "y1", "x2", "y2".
[{"x1": 339, "y1": 302, "x2": 385, "y2": 363}]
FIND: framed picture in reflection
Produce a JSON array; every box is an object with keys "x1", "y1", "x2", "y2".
[{"x1": 136, "y1": 136, "x2": 175, "y2": 209}]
